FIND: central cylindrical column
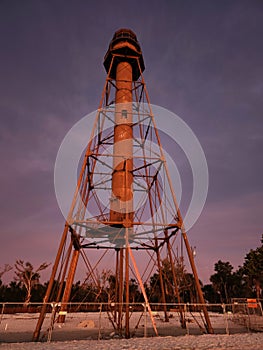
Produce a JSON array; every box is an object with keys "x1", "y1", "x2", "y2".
[
  {"x1": 110, "y1": 61, "x2": 133, "y2": 228},
  {"x1": 104, "y1": 28, "x2": 144, "y2": 338}
]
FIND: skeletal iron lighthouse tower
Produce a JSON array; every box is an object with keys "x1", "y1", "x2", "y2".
[{"x1": 33, "y1": 29, "x2": 213, "y2": 341}]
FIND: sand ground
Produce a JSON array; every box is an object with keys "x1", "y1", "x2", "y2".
[{"x1": 1, "y1": 311, "x2": 263, "y2": 349}]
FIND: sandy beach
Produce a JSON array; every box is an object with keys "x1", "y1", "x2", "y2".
[
  {"x1": 1, "y1": 334, "x2": 263, "y2": 350},
  {"x1": 1, "y1": 311, "x2": 263, "y2": 349}
]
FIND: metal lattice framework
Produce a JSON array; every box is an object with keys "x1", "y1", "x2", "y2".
[
  {"x1": 33, "y1": 29, "x2": 213, "y2": 341},
  {"x1": 74, "y1": 90, "x2": 181, "y2": 247}
]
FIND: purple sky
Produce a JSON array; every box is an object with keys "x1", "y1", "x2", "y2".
[{"x1": 0, "y1": 0, "x2": 262, "y2": 284}]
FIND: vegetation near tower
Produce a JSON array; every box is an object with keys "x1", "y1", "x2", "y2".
[
  {"x1": 242, "y1": 234, "x2": 263, "y2": 299},
  {"x1": 205, "y1": 235, "x2": 263, "y2": 303},
  {"x1": 14, "y1": 260, "x2": 50, "y2": 305},
  {"x1": 0, "y1": 235, "x2": 262, "y2": 303},
  {"x1": 0, "y1": 264, "x2": 12, "y2": 281}
]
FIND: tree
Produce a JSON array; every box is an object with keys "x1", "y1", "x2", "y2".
[
  {"x1": 230, "y1": 268, "x2": 248, "y2": 298},
  {"x1": 242, "y1": 234, "x2": 263, "y2": 299},
  {"x1": 148, "y1": 257, "x2": 199, "y2": 303},
  {"x1": 94, "y1": 269, "x2": 115, "y2": 302},
  {"x1": 4, "y1": 281, "x2": 25, "y2": 302},
  {"x1": 0, "y1": 264, "x2": 12, "y2": 285},
  {"x1": 210, "y1": 260, "x2": 234, "y2": 303},
  {"x1": 203, "y1": 284, "x2": 218, "y2": 303},
  {"x1": 14, "y1": 260, "x2": 50, "y2": 304},
  {"x1": 127, "y1": 278, "x2": 141, "y2": 303}
]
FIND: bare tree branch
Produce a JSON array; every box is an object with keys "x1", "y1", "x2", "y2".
[
  {"x1": 0, "y1": 264, "x2": 13, "y2": 280},
  {"x1": 14, "y1": 260, "x2": 50, "y2": 304}
]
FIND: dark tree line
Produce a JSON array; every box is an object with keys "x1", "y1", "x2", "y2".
[
  {"x1": 1, "y1": 235, "x2": 262, "y2": 304},
  {"x1": 204, "y1": 235, "x2": 263, "y2": 303},
  {"x1": 0, "y1": 260, "x2": 50, "y2": 303}
]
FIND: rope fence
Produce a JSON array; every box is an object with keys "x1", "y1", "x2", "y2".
[{"x1": 0, "y1": 300, "x2": 262, "y2": 342}]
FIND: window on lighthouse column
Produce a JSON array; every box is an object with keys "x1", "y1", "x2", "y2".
[{"x1": 122, "y1": 109, "x2": 128, "y2": 119}]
